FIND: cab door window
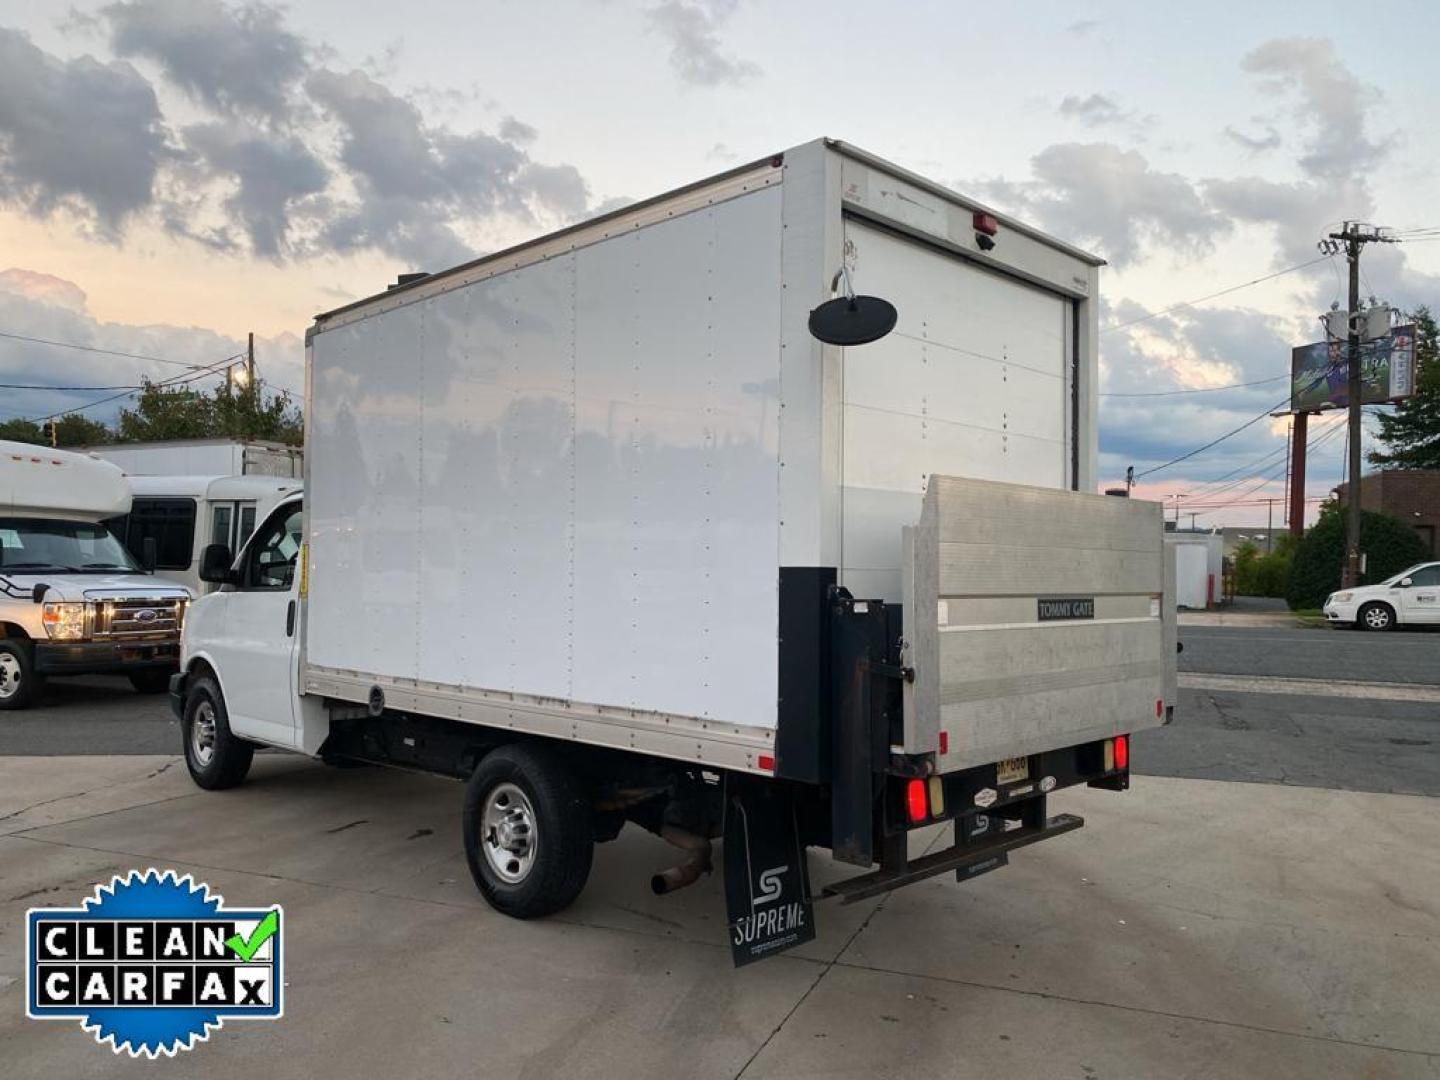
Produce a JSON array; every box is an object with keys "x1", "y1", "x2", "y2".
[{"x1": 242, "y1": 504, "x2": 303, "y2": 591}]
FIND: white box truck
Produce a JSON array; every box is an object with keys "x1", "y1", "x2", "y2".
[
  {"x1": 0, "y1": 442, "x2": 192, "y2": 708},
  {"x1": 172, "y1": 140, "x2": 1175, "y2": 964}
]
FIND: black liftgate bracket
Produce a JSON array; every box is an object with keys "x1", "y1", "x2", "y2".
[{"x1": 828, "y1": 586, "x2": 911, "y2": 868}]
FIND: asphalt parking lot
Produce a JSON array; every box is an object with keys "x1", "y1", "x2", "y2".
[{"x1": 2, "y1": 620, "x2": 1439, "y2": 1078}]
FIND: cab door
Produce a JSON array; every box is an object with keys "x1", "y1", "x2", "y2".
[
  {"x1": 212, "y1": 500, "x2": 303, "y2": 746},
  {"x1": 1397, "y1": 565, "x2": 1440, "y2": 624}
]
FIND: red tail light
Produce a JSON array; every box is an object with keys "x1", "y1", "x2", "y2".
[
  {"x1": 1114, "y1": 735, "x2": 1129, "y2": 770},
  {"x1": 905, "y1": 778, "x2": 928, "y2": 824},
  {"x1": 757, "y1": 754, "x2": 775, "y2": 772}
]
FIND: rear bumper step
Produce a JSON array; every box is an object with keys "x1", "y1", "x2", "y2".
[{"x1": 822, "y1": 812, "x2": 1084, "y2": 905}]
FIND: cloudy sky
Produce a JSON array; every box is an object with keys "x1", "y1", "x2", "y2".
[{"x1": 0, "y1": 0, "x2": 1437, "y2": 526}]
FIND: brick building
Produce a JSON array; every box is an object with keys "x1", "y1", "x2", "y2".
[{"x1": 1335, "y1": 469, "x2": 1440, "y2": 555}]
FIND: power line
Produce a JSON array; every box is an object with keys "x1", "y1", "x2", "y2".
[
  {"x1": 1130, "y1": 363, "x2": 1338, "y2": 482},
  {"x1": 1132, "y1": 392, "x2": 1292, "y2": 480},
  {"x1": 1100, "y1": 254, "x2": 1336, "y2": 335},
  {"x1": 0, "y1": 382, "x2": 143, "y2": 391},
  {"x1": 22, "y1": 354, "x2": 243, "y2": 424},
  {"x1": 1101, "y1": 374, "x2": 1287, "y2": 398},
  {"x1": 0, "y1": 328, "x2": 218, "y2": 369}
]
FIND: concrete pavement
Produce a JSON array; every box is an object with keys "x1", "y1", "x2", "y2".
[{"x1": 2, "y1": 755, "x2": 1437, "y2": 1078}]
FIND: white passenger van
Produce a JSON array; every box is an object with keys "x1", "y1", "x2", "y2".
[{"x1": 111, "y1": 475, "x2": 301, "y2": 595}]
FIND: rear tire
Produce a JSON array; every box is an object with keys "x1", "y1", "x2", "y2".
[
  {"x1": 463, "y1": 744, "x2": 593, "y2": 918},
  {"x1": 182, "y1": 674, "x2": 253, "y2": 789},
  {"x1": 129, "y1": 668, "x2": 173, "y2": 694},
  {"x1": 0, "y1": 639, "x2": 38, "y2": 710},
  {"x1": 1357, "y1": 602, "x2": 1395, "y2": 632}
]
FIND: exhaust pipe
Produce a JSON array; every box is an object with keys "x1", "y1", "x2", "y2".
[{"x1": 650, "y1": 826, "x2": 713, "y2": 895}]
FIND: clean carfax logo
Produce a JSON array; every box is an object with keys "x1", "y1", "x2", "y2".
[{"x1": 26, "y1": 869, "x2": 283, "y2": 1057}]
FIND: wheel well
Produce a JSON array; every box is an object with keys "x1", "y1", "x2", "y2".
[
  {"x1": 0, "y1": 622, "x2": 31, "y2": 640},
  {"x1": 185, "y1": 657, "x2": 217, "y2": 683}
]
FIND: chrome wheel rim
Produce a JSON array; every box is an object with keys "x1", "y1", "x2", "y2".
[
  {"x1": 0, "y1": 653, "x2": 19, "y2": 700},
  {"x1": 1365, "y1": 607, "x2": 1389, "y2": 629},
  {"x1": 481, "y1": 782, "x2": 537, "y2": 884},
  {"x1": 190, "y1": 700, "x2": 217, "y2": 767}
]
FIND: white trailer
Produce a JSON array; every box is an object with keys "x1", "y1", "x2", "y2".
[
  {"x1": 88, "y1": 438, "x2": 303, "y2": 479},
  {"x1": 172, "y1": 140, "x2": 1174, "y2": 964}
]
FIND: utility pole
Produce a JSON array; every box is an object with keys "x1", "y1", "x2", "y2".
[
  {"x1": 1125, "y1": 465, "x2": 1134, "y2": 495},
  {"x1": 1321, "y1": 223, "x2": 1397, "y2": 587},
  {"x1": 1188, "y1": 512, "x2": 1198, "y2": 531},
  {"x1": 1266, "y1": 499, "x2": 1274, "y2": 553},
  {"x1": 1166, "y1": 493, "x2": 1185, "y2": 525},
  {"x1": 246, "y1": 332, "x2": 256, "y2": 390}
]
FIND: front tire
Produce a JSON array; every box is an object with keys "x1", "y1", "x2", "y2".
[
  {"x1": 462, "y1": 744, "x2": 593, "y2": 918},
  {"x1": 0, "y1": 639, "x2": 38, "y2": 710},
  {"x1": 182, "y1": 674, "x2": 253, "y2": 789},
  {"x1": 1358, "y1": 602, "x2": 1395, "y2": 632}
]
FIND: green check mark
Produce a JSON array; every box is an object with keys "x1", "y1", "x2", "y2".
[{"x1": 225, "y1": 910, "x2": 279, "y2": 961}]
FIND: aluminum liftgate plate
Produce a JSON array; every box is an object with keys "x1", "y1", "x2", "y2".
[{"x1": 902, "y1": 476, "x2": 1171, "y2": 769}]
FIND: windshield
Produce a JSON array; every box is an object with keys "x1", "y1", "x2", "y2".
[{"x1": 0, "y1": 517, "x2": 142, "y2": 574}]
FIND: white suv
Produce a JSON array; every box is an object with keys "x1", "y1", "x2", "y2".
[{"x1": 1323, "y1": 562, "x2": 1440, "y2": 630}]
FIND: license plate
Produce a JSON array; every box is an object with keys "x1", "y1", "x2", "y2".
[{"x1": 996, "y1": 756, "x2": 1029, "y2": 785}]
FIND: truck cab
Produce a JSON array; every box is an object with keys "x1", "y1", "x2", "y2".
[{"x1": 0, "y1": 441, "x2": 192, "y2": 709}]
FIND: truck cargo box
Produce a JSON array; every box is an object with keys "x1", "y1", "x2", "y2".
[{"x1": 300, "y1": 139, "x2": 1160, "y2": 777}]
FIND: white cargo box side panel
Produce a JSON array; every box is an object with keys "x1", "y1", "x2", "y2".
[
  {"x1": 307, "y1": 186, "x2": 784, "y2": 731},
  {"x1": 840, "y1": 219, "x2": 1071, "y2": 601}
]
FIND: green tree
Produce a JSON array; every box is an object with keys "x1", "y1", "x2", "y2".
[
  {"x1": 212, "y1": 378, "x2": 303, "y2": 444},
  {"x1": 0, "y1": 414, "x2": 113, "y2": 447},
  {"x1": 52, "y1": 413, "x2": 113, "y2": 447},
  {"x1": 115, "y1": 375, "x2": 302, "y2": 445},
  {"x1": 1233, "y1": 534, "x2": 1296, "y2": 598},
  {"x1": 1287, "y1": 500, "x2": 1430, "y2": 609},
  {"x1": 0, "y1": 419, "x2": 45, "y2": 444},
  {"x1": 115, "y1": 379, "x2": 216, "y2": 441},
  {"x1": 1369, "y1": 307, "x2": 1439, "y2": 469}
]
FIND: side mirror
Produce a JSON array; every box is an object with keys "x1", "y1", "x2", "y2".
[
  {"x1": 199, "y1": 543, "x2": 236, "y2": 584},
  {"x1": 1399, "y1": 577, "x2": 1414, "y2": 588},
  {"x1": 31, "y1": 583, "x2": 49, "y2": 604},
  {"x1": 141, "y1": 536, "x2": 158, "y2": 573}
]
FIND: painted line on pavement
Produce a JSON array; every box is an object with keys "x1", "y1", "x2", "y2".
[{"x1": 1180, "y1": 672, "x2": 1440, "y2": 703}]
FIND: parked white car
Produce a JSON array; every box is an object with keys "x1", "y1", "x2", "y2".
[{"x1": 1323, "y1": 562, "x2": 1440, "y2": 630}]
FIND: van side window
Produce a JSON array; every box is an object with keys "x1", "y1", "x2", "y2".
[
  {"x1": 122, "y1": 497, "x2": 198, "y2": 570},
  {"x1": 242, "y1": 505, "x2": 304, "y2": 591}
]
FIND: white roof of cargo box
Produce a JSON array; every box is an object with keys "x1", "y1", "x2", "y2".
[
  {"x1": 0, "y1": 440, "x2": 131, "y2": 521},
  {"x1": 313, "y1": 138, "x2": 1104, "y2": 329},
  {"x1": 127, "y1": 474, "x2": 301, "y2": 502}
]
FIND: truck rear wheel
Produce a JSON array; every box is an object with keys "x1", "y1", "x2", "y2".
[
  {"x1": 462, "y1": 744, "x2": 593, "y2": 919},
  {"x1": 0, "y1": 640, "x2": 38, "y2": 710},
  {"x1": 182, "y1": 675, "x2": 253, "y2": 789}
]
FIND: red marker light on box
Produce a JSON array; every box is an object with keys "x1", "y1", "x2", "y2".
[
  {"x1": 757, "y1": 754, "x2": 775, "y2": 772},
  {"x1": 905, "y1": 778, "x2": 928, "y2": 824},
  {"x1": 972, "y1": 211, "x2": 999, "y2": 236}
]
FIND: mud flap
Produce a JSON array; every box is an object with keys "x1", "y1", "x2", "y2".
[{"x1": 723, "y1": 778, "x2": 816, "y2": 967}]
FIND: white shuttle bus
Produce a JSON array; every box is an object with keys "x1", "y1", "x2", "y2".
[
  {"x1": 172, "y1": 141, "x2": 1175, "y2": 964},
  {"x1": 0, "y1": 442, "x2": 191, "y2": 709}
]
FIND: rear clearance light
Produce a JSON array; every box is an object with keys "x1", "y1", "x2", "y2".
[
  {"x1": 1114, "y1": 734, "x2": 1129, "y2": 770},
  {"x1": 905, "y1": 778, "x2": 929, "y2": 824},
  {"x1": 972, "y1": 211, "x2": 1000, "y2": 235},
  {"x1": 756, "y1": 754, "x2": 775, "y2": 772}
]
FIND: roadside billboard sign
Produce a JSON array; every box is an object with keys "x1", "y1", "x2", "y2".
[{"x1": 1290, "y1": 324, "x2": 1416, "y2": 413}]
